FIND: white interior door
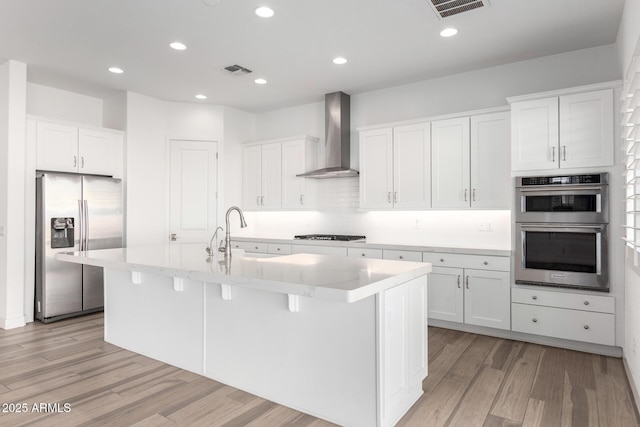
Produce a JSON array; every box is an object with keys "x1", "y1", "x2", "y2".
[{"x1": 169, "y1": 139, "x2": 218, "y2": 243}]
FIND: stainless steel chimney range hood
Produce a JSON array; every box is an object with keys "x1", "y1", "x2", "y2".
[{"x1": 297, "y1": 91, "x2": 359, "y2": 178}]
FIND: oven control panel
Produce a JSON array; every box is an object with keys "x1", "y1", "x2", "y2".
[{"x1": 520, "y1": 173, "x2": 604, "y2": 186}]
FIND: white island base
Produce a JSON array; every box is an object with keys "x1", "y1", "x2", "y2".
[{"x1": 62, "y1": 248, "x2": 429, "y2": 427}]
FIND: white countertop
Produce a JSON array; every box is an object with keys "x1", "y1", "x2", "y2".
[
  {"x1": 231, "y1": 236, "x2": 512, "y2": 256},
  {"x1": 58, "y1": 244, "x2": 431, "y2": 303}
]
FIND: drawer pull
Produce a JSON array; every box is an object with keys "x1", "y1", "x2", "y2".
[
  {"x1": 532, "y1": 318, "x2": 538, "y2": 323},
  {"x1": 483, "y1": 261, "x2": 488, "y2": 265},
  {"x1": 584, "y1": 325, "x2": 590, "y2": 330},
  {"x1": 532, "y1": 296, "x2": 537, "y2": 300},
  {"x1": 362, "y1": 253, "x2": 366, "y2": 257},
  {"x1": 399, "y1": 255, "x2": 404, "y2": 260},
  {"x1": 440, "y1": 258, "x2": 444, "y2": 262},
  {"x1": 277, "y1": 248, "x2": 281, "y2": 251},
  {"x1": 584, "y1": 301, "x2": 589, "y2": 306},
  {"x1": 255, "y1": 246, "x2": 259, "y2": 250}
]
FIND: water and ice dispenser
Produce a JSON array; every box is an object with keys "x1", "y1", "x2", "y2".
[{"x1": 50, "y1": 217, "x2": 74, "y2": 249}]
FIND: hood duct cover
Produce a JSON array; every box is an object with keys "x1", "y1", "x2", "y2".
[{"x1": 297, "y1": 91, "x2": 359, "y2": 178}]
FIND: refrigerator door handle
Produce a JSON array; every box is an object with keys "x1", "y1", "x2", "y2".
[
  {"x1": 78, "y1": 199, "x2": 84, "y2": 251},
  {"x1": 84, "y1": 200, "x2": 89, "y2": 251}
]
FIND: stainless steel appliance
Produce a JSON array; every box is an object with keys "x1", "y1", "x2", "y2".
[
  {"x1": 515, "y1": 173, "x2": 609, "y2": 291},
  {"x1": 35, "y1": 173, "x2": 123, "y2": 322},
  {"x1": 294, "y1": 234, "x2": 366, "y2": 242}
]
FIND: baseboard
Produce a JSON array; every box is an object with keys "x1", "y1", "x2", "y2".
[
  {"x1": 623, "y1": 355, "x2": 640, "y2": 416},
  {"x1": 428, "y1": 319, "x2": 623, "y2": 357},
  {"x1": 0, "y1": 315, "x2": 26, "y2": 329}
]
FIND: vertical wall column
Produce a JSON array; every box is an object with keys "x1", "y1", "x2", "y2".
[{"x1": 0, "y1": 60, "x2": 26, "y2": 329}]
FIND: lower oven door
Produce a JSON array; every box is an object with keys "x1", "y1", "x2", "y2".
[{"x1": 515, "y1": 223, "x2": 608, "y2": 291}]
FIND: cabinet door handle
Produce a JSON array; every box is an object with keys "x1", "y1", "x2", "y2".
[
  {"x1": 584, "y1": 300, "x2": 589, "y2": 306},
  {"x1": 532, "y1": 318, "x2": 538, "y2": 323},
  {"x1": 81, "y1": 156, "x2": 84, "y2": 168},
  {"x1": 584, "y1": 325, "x2": 590, "y2": 330},
  {"x1": 300, "y1": 194, "x2": 304, "y2": 205},
  {"x1": 170, "y1": 233, "x2": 177, "y2": 241},
  {"x1": 399, "y1": 255, "x2": 404, "y2": 260},
  {"x1": 472, "y1": 188, "x2": 476, "y2": 202},
  {"x1": 257, "y1": 196, "x2": 261, "y2": 206},
  {"x1": 73, "y1": 155, "x2": 77, "y2": 168},
  {"x1": 394, "y1": 192, "x2": 398, "y2": 203},
  {"x1": 563, "y1": 145, "x2": 567, "y2": 162},
  {"x1": 457, "y1": 275, "x2": 461, "y2": 288},
  {"x1": 261, "y1": 196, "x2": 264, "y2": 206},
  {"x1": 387, "y1": 192, "x2": 392, "y2": 203},
  {"x1": 532, "y1": 295, "x2": 538, "y2": 300},
  {"x1": 466, "y1": 276, "x2": 469, "y2": 289},
  {"x1": 551, "y1": 146, "x2": 556, "y2": 162}
]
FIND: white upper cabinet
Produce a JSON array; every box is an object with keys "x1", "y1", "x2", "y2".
[
  {"x1": 261, "y1": 142, "x2": 282, "y2": 210},
  {"x1": 393, "y1": 123, "x2": 431, "y2": 209},
  {"x1": 35, "y1": 119, "x2": 124, "y2": 178},
  {"x1": 470, "y1": 111, "x2": 511, "y2": 208},
  {"x1": 511, "y1": 88, "x2": 614, "y2": 171},
  {"x1": 431, "y1": 117, "x2": 470, "y2": 208},
  {"x1": 281, "y1": 137, "x2": 318, "y2": 209},
  {"x1": 36, "y1": 121, "x2": 78, "y2": 173},
  {"x1": 510, "y1": 98, "x2": 559, "y2": 171},
  {"x1": 242, "y1": 136, "x2": 318, "y2": 211},
  {"x1": 359, "y1": 128, "x2": 394, "y2": 209},
  {"x1": 559, "y1": 90, "x2": 614, "y2": 169},
  {"x1": 242, "y1": 143, "x2": 281, "y2": 211},
  {"x1": 359, "y1": 123, "x2": 431, "y2": 209}
]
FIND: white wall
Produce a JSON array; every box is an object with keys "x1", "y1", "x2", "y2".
[
  {"x1": 26, "y1": 82, "x2": 103, "y2": 126},
  {"x1": 0, "y1": 60, "x2": 26, "y2": 329},
  {"x1": 124, "y1": 93, "x2": 226, "y2": 246},
  {"x1": 617, "y1": 0, "x2": 640, "y2": 408}
]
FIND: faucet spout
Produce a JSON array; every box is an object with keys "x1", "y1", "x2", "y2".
[{"x1": 224, "y1": 206, "x2": 247, "y2": 258}]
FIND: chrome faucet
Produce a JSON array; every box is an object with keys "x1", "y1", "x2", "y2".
[
  {"x1": 223, "y1": 206, "x2": 247, "y2": 258},
  {"x1": 206, "y1": 226, "x2": 224, "y2": 257}
]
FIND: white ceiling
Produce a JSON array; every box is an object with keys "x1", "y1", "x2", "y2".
[{"x1": 0, "y1": 0, "x2": 625, "y2": 113}]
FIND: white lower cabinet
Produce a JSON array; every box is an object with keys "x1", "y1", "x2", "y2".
[
  {"x1": 383, "y1": 249, "x2": 422, "y2": 262},
  {"x1": 231, "y1": 241, "x2": 268, "y2": 253},
  {"x1": 267, "y1": 243, "x2": 292, "y2": 255},
  {"x1": 291, "y1": 244, "x2": 348, "y2": 257},
  {"x1": 423, "y1": 253, "x2": 511, "y2": 330},
  {"x1": 511, "y1": 288, "x2": 615, "y2": 346},
  {"x1": 347, "y1": 247, "x2": 383, "y2": 259}
]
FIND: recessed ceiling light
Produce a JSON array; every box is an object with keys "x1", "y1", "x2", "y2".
[
  {"x1": 108, "y1": 67, "x2": 124, "y2": 74},
  {"x1": 255, "y1": 6, "x2": 274, "y2": 18},
  {"x1": 440, "y1": 28, "x2": 458, "y2": 38},
  {"x1": 170, "y1": 42, "x2": 187, "y2": 51},
  {"x1": 333, "y1": 57, "x2": 347, "y2": 65},
  {"x1": 195, "y1": 94, "x2": 207, "y2": 100},
  {"x1": 254, "y1": 78, "x2": 267, "y2": 85}
]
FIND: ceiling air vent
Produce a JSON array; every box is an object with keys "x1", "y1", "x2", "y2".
[
  {"x1": 220, "y1": 64, "x2": 253, "y2": 76},
  {"x1": 428, "y1": 0, "x2": 489, "y2": 19}
]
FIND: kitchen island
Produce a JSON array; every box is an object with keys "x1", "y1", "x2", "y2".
[{"x1": 58, "y1": 244, "x2": 431, "y2": 427}]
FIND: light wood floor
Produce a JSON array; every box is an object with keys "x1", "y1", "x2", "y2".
[{"x1": 0, "y1": 314, "x2": 637, "y2": 426}]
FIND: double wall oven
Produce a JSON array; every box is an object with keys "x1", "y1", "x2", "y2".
[{"x1": 515, "y1": 173, "x2": 609, "y2": 292}]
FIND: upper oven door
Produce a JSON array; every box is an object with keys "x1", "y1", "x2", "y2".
[{"x1": 515, "y1": 185, "x2": 608, "y2": 223}]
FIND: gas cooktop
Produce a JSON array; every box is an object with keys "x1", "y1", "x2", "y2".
[{"x1": 294, "y1": 234, "x2": 366, "y2": 242}]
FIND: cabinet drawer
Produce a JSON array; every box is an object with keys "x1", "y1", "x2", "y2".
[
  {"x1": 512, "y1": 303, "x2": 615, "y2": 346},
  {"x1": 512, "y1": 288, "x2": 614, "y2": 314},
  {"x1": 267, "y1": 243, "x2": 292, "y2": 255},
  {"x1": 383, "y1": 250, "x2": 422, "y2": 262},
  {"x1": 231, "y1": 241, "x2": 268, "y2": 254},
  {"x1": 422, "y1": 252, "x2": 510, "y2": 271},
  {"x1": 347, "y1": 247, "x2": 383, "y2": 259},
  {"x1": 291, "y1": 245, "x2": 347, "y2": 256}
]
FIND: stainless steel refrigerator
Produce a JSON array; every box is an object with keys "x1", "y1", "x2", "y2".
[{"x1": 35, "y1": 173, "x2": 123, "y2": 323}]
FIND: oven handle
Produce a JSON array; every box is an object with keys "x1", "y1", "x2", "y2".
[
  {"x1": 517, "y1": 186, "x2": 603, "y2": 192},
  {"x1": 519, "y1": 223, "x2": 605, "y2": 230}
]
